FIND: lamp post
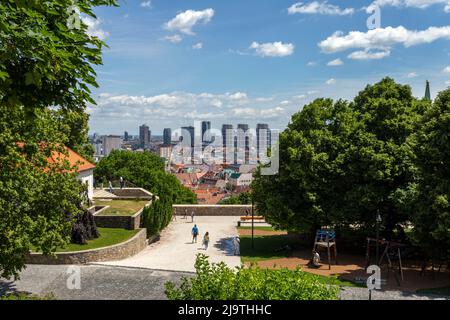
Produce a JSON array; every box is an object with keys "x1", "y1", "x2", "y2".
[
  {"x1": 376, "y1": 210, "x2": 382, "y2": 265},
  {"x1": 251, "y1": 192, "x2": 255, "y2": 250}
]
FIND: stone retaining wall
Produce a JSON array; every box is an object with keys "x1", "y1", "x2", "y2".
[
  {"x1": 172, "y1": 205, "x2": 253, "y2": 216},
  {"x1": 91, "y1": 206, "x2": 145, "y2": 230},
  {"x1": 27, "y1": 229, "x2": 147, "y2": 265}
]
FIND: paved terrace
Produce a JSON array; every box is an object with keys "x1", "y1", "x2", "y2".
[{"x1": 97, "y1": 216, "x2": 242, "y2": 272}]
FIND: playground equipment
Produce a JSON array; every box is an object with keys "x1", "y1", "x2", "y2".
[{"x1": 312, "y1": 229, "x2": 338, "y2": 270}]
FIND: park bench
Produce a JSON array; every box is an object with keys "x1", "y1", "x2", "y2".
[{"x1": 237, "y1": 216, "x2": 265, "y2": 227}]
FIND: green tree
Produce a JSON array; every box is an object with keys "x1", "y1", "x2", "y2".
[
  {"x1": 252, "y1": 98, "x2": 358, "y2": 236},
  {"x1": 0, "y1": 0, "x2": 117, "y2": 279},
  {"x1": 220, "y1": 192, "x2": 252, "y2": 205},
  {"x1": 252, "y1": 78, "x2": 428, "y2": 239},
  {"x1": 94, "y1": 150, "x2": 197, "y2": 204},
  {"x1": 410, "y1": 88, "x2": 450, "y2": 259}
]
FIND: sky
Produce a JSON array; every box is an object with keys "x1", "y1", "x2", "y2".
[{"x1": 86, "y1": 0, "x2": 450, "y2": 135}]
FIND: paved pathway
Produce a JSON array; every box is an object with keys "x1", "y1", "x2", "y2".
[{"x1": 97, "y1": 216, "x2": 242, "y2": 272}]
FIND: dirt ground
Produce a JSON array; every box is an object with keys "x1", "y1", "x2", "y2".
[{"x1": 239, "y1": 229, "x2": 450, "y2": 292}]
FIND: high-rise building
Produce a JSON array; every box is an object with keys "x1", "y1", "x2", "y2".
[
  {"x1": 425, "y1": 80, "x2": 431, "y2": 101},
  {"x1": 222, "y1": 124, "x2": 233, "y2": 164},
  {"x1": 181, "y1": 126, "x2": 195, "y2": 147},
  {"x1": 124, "y1": 131, "x2": 129, "y2": 142},
  {"x1": 237, "y1": 124, "x2": 250, "y2": 164},
  {"x1": 102, "y1": 135, "x2": 122, "y2": 156},
  {"x1": 256, "y1": 123, "x2": 271, "y2": 160},
  {"x1": 139, "y1": 124, "x2": 151, "y2": 149},
  {"x1": 201, "y1": 121, "x2": 211, "y2": 143},
  {"x1": 163, "y1": 128, "x2": 172, "y2": 145}
]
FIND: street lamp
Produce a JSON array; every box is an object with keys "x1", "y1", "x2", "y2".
[
  {"x1": 376, "y1": 210, "x2": 382, "y2": 265},
  {"x1": 251, "y1": 192, "x2": 255, "y2": 250}
]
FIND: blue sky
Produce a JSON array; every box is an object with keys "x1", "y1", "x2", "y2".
[{"x1": 87, "y1": 0, "x2": 450, "y2": 135}]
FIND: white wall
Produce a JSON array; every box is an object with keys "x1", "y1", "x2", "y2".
[{"x1": 78, "y1": 169, "x2": 94, "y2": 200}]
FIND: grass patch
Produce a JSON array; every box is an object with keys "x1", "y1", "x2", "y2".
[
  {"x1": 417, "y1": 286, "x2": 450, "y2": 296},
  {"x1": 57, "y1": 228, "x2": 140, "y2": 252},
  {"x1": 240, "y1": 234, "x2": 298, "y2": 264},
  {"x1": 32, "y1": 228, "x2": 140, "y2": 253},
  {"x1": 94, "y1": 200, "x2": 149, "y2": 216}
]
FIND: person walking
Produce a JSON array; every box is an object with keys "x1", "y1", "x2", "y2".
[
  {"x1": 191, "y1": 210, "x2": 195, "y2": 223},
  {"x1": 119, "y1": 176, "x2": 124, "y2": 189},
  {"x1": 192, "y1": 225, "x2": 199, "y2": 243},
  {"x1": 184, "y1": 208, "x2": 188, "y2": 219},
  {"x1": 108, "y1": 180, "x2": 113, "y2": 194},
  {"x1": 203, "y1": 232, "x2": 210, "y2": 250},
  {"x1": 233, "y1": 236, "x2": 240, "y2": 255}
]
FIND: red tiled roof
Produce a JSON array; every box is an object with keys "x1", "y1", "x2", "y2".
[{"x1": 47, "y1": 147, "x2": 96, "y2": 173}]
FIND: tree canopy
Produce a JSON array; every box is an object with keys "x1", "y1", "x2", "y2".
[
  {"x1": 0, "y1": 0, "x2": 117, "y2": 279},
  {"x1": 253, "y1": 78, "x2": 436, "y2": 245},
  {"x1": 94, "y1": 150, "x2": 198, "y2": 204}
]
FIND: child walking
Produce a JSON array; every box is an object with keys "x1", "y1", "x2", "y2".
[{"x1": 203, "y1": 232, "x2": 210, "y2": 250}]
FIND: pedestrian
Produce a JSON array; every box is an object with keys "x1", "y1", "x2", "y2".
[
  {"x1": 173, "y1": 208, "x2": 177, "y2": 222},
  {"x1": 203, "y1": 232, "x2": 210, "y2": 250},
  {"x1": 119, "y1": 176, "x2": 124, "y2": 189},
  {"x1": 191, "y1": 210, "x2": 195, "y2": 223},
  {"x1": 108, "y1": 180, "x2": 113, "y2": 194},
  {"x1": 245, "y1": 209, "x2": 250, "y2": 217},
  {"x1": 184, "y1": 208, "x2": 188, "y2": 219},
  {"x1": 192, "y1": 224, "x2": 199, "y2": 243},
  {"x1": 233, "y1": 236, "x2": 240, "y2": 255}
]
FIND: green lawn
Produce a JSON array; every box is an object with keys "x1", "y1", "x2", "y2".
[
  {"x1": 239, "y1": 234, "x2": 298, "y2": 264},
  {"x1": 94, "y1": 200, "x2": 149, "y2": 216},
  {"x1": 32, "y1": 228, "x2": 140, "y2": 253}
]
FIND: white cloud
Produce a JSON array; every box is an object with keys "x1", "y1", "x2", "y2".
[
  {"x1": 443, "y1": 66, "x2": 450, "y2": 73},
  {"x1": 347, "y1": 49, "x2": 391, "y2": 60},
  {"x1": 326, "y1": 78, "x2": 336, "y2": 85},
  {"x1": 288, "y1": 1, "x2": 355, "y2": 15},
  {"x1": 308, "y1": 90, "x2": 320, "y2": 95},
  {"x1": 250, "y1": 41, "x2": 295, "y2": 57},
  {"x1": 81, "y1": 16, "x2": 109, "y2": 40},
  {"x1": 327, "y1": 58, "x2": 344, "y2": 66},
  {"x1": 140, "y1": 1, "x2": 152, "y2": 8},
  {"x1": 163, "y1": 35, "x2": 183, "y2": 43},
  {"x1": 367, "y1": 0, "x2": 450, "y2": 13},
  {"x1": 164, "y1": 8, "x2": 214, "y2": 35},
  {"x1": 307, "y1": 61, "x2": 318, "y2": 66},
  {"x1": 407, "y1": 72, "x2": 418, "y2": 78},
  {"x1": 90, "y1": 91, "x2": 287, "y2": 123},
  {"x1": 192, "y1": 42, "x2": 203, "y2": 49},
  {"x1": 445, "y1": 80, "x2": 450, "y2": 85},
  {"x1": 319, "y1": 26, "x2": 450, "y2": 59}
]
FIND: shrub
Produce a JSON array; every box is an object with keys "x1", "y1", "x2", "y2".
[
  {"x1": 165, "y1": 254, "x2": 339, "y2": 300},
  {"x1": 142, "y1": 196, "x2": 173, "y2": 237},
  {"x1": 71, "y1": 209, "x2": 100, "y2": 244}
]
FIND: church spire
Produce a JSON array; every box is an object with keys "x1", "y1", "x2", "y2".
[{"x1": 425, "y1": 80, "x2": 431, "y2": 101}]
